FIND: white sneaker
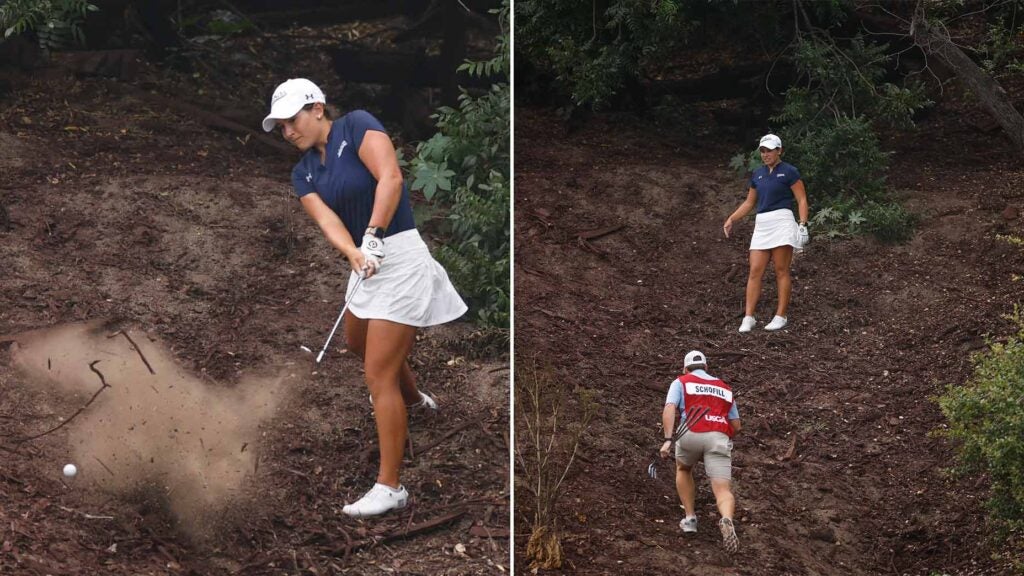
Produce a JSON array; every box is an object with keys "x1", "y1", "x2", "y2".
[
  {"x1": 368, "y1": 391, "x2": 439, "y2": 411},
  {"x1": 342, "y1": 483, "x2": 408, "y2": 518},
  {"x1": 738, "y1": 316, "x2": 757, "y2": 333},
  {"x1": 409, "y1": 391, "x2": 438, "y2": 411},
  {"x1": 764, "y1": 315, "x2": 788, "y2": 331},
  {"x1": 680, "y1": 516, "x2": 698, "y2": 533}
]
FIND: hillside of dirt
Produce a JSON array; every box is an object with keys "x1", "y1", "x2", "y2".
[
  {"x1": 0, "y1": 16, "x2": 509, "y2": 576},
  {"x1": 513, "y1": 89, "x2": 1024, "y2": 574}
]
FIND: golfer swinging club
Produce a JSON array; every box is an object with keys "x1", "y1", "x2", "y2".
[
  {"x1": 660, "y1": 350, "x2": 741, "y2": 552},
  {"x1": 263, "y1": 79, "x2": 467, "y2": 517}
]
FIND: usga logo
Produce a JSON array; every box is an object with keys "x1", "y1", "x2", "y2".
[{"x1": 705, "y1": 414, "x2": 728, "y2": 424}]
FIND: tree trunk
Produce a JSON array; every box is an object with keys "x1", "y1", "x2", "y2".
[{"x1": 911, "y1": 12, "x2": 1024, "y2": 154}]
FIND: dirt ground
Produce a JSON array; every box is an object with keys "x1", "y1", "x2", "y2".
[
  {"x1": 513, "y1": 90, "x2": 1024, "y2": 574},
  {"x1": 0, "y1": 19, "x2": 509, "y2": 576}
]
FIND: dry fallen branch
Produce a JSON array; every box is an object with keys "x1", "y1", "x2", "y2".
[
  {"x1": 329, "y1": 509, "x2": 467, "y2": 556},
  {"x1": 416, "y1": 420, "x2": 476, "y2": 456},
  {"x1": 107, "y1": 330, "x2": 155, "y2": 374},
  {"x1": 19, "y1": 360, "x2": 110, "y2": 442}
]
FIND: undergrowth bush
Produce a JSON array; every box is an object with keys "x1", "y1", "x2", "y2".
[
  {"x1": 408, "y1": 1, "x2": 509, "y2": 328},
  {"x1": 516, "y1": 0, "x2": 685, "y2": 108},
  {"x1": 1, "y1": 0, "x2": 97, "y2": 53},
  {"x1": 731, "y1": 34, "x2": 929, "y2": 244},
  {"x1": 938, "y1": 308, "x2": 1024, "y2": 535}
]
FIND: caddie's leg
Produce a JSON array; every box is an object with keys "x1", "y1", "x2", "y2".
[
  {"x1": 676, "y1": 462, "x2": 697, "y2": 516},
  {"x1": 710, "y1": 477, "x2": 735, "y2": 520},
  {"x1": 745, "y1": 250, "x2": 771, "y2": 316},
  {"x1": 770, "y1": 245, "x2": 794, "y2": 317},
  {"x1": 346, "y1": 310, "x2": 422, "y2": 405},
  {"x1": 364, "y1": 318, "x2": 417, "y2": 488}
]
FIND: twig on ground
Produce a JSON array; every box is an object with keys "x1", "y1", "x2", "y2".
[
  {"x1": 107, "y1": 330, "x2": 155, "y2": 374},
  {"x1": 58, "y1": 505, "x2": 114, "y2": 520},
  {"x1": 416, "y1": 421, "x2": 475, "y2": 456},
  {"x1": 94, "y1": 456, "x2": 115, "y2": 476},
  {"x1": 19, "y1": 360, "x2": 111, "y2": 442},
  {"x1": 330, "y1": 509, "x2": 467, "y2": 556}
]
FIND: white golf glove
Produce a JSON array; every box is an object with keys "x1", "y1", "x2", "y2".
[
  {"x1": 360, "y1": 234, "x2": 384, "y2": 278},
  {"x1": 797, "y1": 224, "x2": 810, "y2": 249}
]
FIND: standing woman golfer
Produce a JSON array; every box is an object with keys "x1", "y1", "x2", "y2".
[
  {"x1": 263, "y1": 78, "x2": 467, "y2": 517},
  {"x1": 723, "y1": 134, "x2": 809, "y2": 333}
]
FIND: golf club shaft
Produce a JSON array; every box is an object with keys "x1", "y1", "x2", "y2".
[{"x1": 316, "y1": 275, "x2": 364, "y2": 363}]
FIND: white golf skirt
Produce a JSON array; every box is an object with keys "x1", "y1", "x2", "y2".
[
  {"x1": 749, "y1": 208, "x2": 799, "y2": 250},
  {"x1": 345, "y1": 229, "x2": 468, "y2": 327}
]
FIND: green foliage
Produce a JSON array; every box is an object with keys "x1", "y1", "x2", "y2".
[
  {"x1": 516, "y1": 0, "x2": 687, "y2": 107},
  {"x1": 785, "y1": 115, "x2": 888, "y2": 202},
  {"x1": 938, "y1": 308, "x2": 1024, "y2": 534},
  {"x1": 779, "y1": 35, "x2": 932, "y2": 132},
  {"x1": 408, "y1": 1, "x2": 509, "y2": 328},
  {"x1": 980, "y1": 22, "x2": 1024, "y2": 77},
  {"x1": 769, "y1": 33, "x2": 930, "y2": 243},
  {"x1": 0, "y1": 0, "x2": 98, "y2": 53}
]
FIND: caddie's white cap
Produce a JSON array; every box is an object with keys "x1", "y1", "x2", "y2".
[
  {"x1": 262, "y1": 78, "x2": 325, "y2": 132},
  {"x1": 759, "y1": 133, "x2": 782, "y2": 149},
  {"x1": 684, "y1": 350, "x2": 707, "y2": 369}
]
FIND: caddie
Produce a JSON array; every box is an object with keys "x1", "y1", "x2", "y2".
[{"x1": 659, "y1": 350, "x2": 742, "y2": 552}]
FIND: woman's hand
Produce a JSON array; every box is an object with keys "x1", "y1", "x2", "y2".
[
  {"x1": 359, "y1": 234, "x2": 385, "y2": 278},
  {"x1": 723, "y1": 218, "x2": 734, "y2": 238},
  {"x1": 345, "y1": 247, "x2": 368, "y2": 277},
  {"x1": 659, "y1": 440, "x2": 672, "y2": 459}
]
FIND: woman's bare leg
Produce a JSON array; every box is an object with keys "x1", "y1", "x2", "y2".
[{"x1": 745, "y1": 250, "x2": 771, "y2": 317}]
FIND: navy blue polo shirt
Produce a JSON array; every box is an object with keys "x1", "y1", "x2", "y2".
[
  {"x1": 291, "y1": 110, "x2": 415, "y2": 246},
  {"x1": 749, "y1": 161, "x2": 801, "y2": 214}
]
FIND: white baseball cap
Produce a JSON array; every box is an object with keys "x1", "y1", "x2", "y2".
[
  {"x1": 759, "y1": 134, "x2": 782, "y2": 150},
  {"x1": 684, "y1": 350, "x2": 707, "y2": 369},
  {"x1": 262, "y1": 78, "x2": 325, "y2": 132}
]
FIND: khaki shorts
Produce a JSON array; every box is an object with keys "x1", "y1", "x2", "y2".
[{"x1": 675, "y1": 431, "x2": 733, "y2": 480}]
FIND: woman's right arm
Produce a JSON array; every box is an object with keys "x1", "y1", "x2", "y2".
[
  {"x1": 299, "y1": 193, "x2": 366, "y2": 272},
  {"x1": 723, "y1": 187, "x2": 757, "y2": 238}
]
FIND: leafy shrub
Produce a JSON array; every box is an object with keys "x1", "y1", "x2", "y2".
[
  {"x1": 408, "y1": 1, "x2": 509, "y2": 327},
  {"x1": 938, "y1": 308, "x2": 1024, "y2": 533},
  {"x1": 516, "y1": 0, "x2": 686, "y2": 108},
  {"x1": 0, "y1": 0, "x2": 98, "y2": 53}
]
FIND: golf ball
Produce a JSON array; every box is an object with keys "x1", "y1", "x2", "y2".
[{"x1": 63, "y1": 463, "x2": 77, "y2": 478}]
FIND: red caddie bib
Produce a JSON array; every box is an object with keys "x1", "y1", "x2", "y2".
[{"x1": 680, "y1": 373, "x2": 735, "y2": 437}]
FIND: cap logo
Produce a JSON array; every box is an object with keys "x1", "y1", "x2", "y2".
[
  {"x1": 272, "y1": 89, "x2": 287, "y2": 105},
  {"x1": 306, "y1": 93, "x2": 315, "y2": 101}
]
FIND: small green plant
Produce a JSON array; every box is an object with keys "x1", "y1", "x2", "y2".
[
  {"x1": 0, "y1": 0, "x2": 98, "y2": 53},
  {"x1": 938, "y1": 307, "x2": 1024, "y2": 534}
]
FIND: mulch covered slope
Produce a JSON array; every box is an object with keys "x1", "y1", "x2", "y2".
[{"x1": 514, "y1": 99, "x2": 1024, "y2": 575}]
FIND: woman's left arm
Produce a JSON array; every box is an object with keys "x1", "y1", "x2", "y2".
[
  {"x1": 792, "y1": 180, "x2": 809, "y2": 225},
  {"x1": 359, "y1": 130, "x2": 404, "y2": 229}
]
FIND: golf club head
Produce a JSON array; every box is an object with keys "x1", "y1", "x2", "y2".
[{"x1": 647, "y1": 461, "x2": 658, "y2": 479}]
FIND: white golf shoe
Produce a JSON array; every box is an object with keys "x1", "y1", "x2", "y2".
[
  {"x1": 369, "y1": 391, "x2": 439, "y2": 411},
  {"x1": 409, "y1": 391, "x2": 438, "y2": 411},
  {"x1": 342, "y1": 483, "x2": 409, "y2": 518},
  {"x1": 738, "y1": 316, "x2": 757, "y2": 333},
  {"x1": 764, "y1": 315, "x2": 788, "y2": 331},
  {"x1": 680, "y1": 516, "x2": 698, "y2": 533}
]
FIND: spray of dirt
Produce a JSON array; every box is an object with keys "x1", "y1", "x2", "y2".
[{"x1": 7, "y1": 320, "x2": 293, "y2": 535}]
